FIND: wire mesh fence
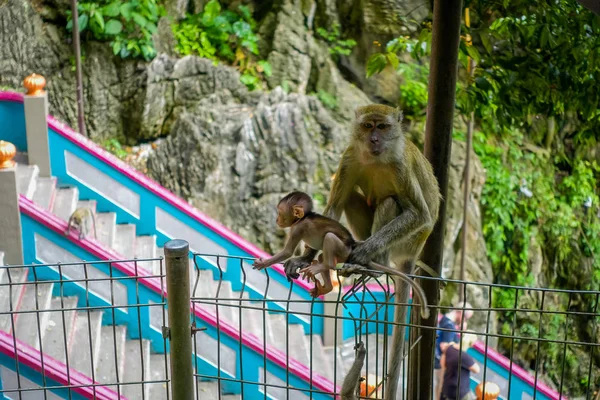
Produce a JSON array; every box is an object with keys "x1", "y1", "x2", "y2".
[
  {"x1": 0, "y1": 248, "x2": 598, "y2": 400},
  {"x1": 0, "y1": 258, "x2": 170, "y2": 400}
]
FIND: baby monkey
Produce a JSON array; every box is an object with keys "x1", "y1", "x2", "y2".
[
  {"x1": 253, "y1": 192, "x2": 429, "y2": 318},
  {"x1": 65, "y1": 207, "x2": 97, "y2": 240}
]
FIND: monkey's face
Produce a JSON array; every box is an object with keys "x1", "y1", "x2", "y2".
[
  {"x1": 276, "y1": 204, "x2": 296, "y2": 228},
  {"x1": 354, "y1": 113, "x2": 401, "y2": 158}
]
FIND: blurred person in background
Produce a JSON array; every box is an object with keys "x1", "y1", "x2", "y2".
[
  {"x1": 440, "y1": 333, "x2": 480, "y2": 400},
  {"x1": 434, "y1": 303, "x2": 474, "y2": 399}
]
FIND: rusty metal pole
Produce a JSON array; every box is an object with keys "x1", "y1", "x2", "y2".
[
  {"x1": 165, "y1": 239, "x2": 194, "y2": 400},
  {"x1": 69, "y1": 0, "x2": 87, "y2": 137},
  {"x1": 412, "y1": 0, "x2": 464, "y2": 398},
  {"x1": 459, "y1": 8, "x2": 476, "y2": 303}
]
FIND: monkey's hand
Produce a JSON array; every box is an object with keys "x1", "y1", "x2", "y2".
[
  {"x1": 252, "y1": 258, "x2": 270, "y2": 270},
  {"x1": 283, "y1": 256, "x2": 312, "y2": 282},
  {"x1": 354, "y1": 341, "x2": 366, "y2": 357}
]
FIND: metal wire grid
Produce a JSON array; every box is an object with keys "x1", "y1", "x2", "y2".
[
  {"x1": 0, "y1": 254, "x2": 598, "y2": 400},
  {"x1": 188, "y1": 253, "x2": 600, "y2": 400},
  {"x1": 0, "y1": 258, "x2": 170, "y2": 400}
]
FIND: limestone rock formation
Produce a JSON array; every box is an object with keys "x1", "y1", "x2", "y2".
[
  {"x1": 145, "y1": 55, "x2": 369, "y2": 253},
  {"x1": 0, "y1": 0, "x2": 147, "y2": 142},
  {"x1": 441, "y1": 139, "x2": 496, "y2": 335}
]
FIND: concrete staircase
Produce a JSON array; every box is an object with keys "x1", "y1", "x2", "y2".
[{"x1": 11, "y1": 163, "x2": 344, "y2": 397}]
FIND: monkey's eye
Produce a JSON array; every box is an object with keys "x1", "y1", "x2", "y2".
[
  {"x1": 364, "y1": 123, "x2": 374, "y2": 129},
  {"x1": 377, "y1": 123, "x2": 388, "y2": 129}
]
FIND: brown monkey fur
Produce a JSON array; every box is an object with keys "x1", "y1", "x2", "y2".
[
  {"x1": 253, "y1": 192, "x2": 430, "y2": 319},
  {"x1": 283, "y1": 104, "x2": 441, "y2": 400},
  {"x1": 340, "y1": 341, "x2": 366, "y2": 400},
  {"x1": 65, "y1": 207, "x2": 97, "y2": 240}
]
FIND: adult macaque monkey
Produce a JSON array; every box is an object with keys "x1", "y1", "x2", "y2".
[
  {"x1": 65, "y1": 207, "x2": 97, "y2": 240},
  {"x1": 284, "y1": 104, "x2": 441, "y2": 400}
]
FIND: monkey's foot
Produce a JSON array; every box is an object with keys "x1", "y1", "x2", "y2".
[
  {"x1": 336, "y1": 263, "x2": 383, "y2": 278},
  {"x1": 308, "y1": 280, "x2": 331, "y2": 298},
  {"x1": 300, "y1": 263, "x2": 329, "y2": 280}
]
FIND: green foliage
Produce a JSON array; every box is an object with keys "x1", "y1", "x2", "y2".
[
  {"x1": 461, "y1": 0, "x2": 600, "y2": 142},
  {"x1": 476, "y1": 130, "x2": 600, "y2": 395},
  {"x1": 316, "y1": 24, "x2": 357, "y2": 58},
  {"x1": 316, "y1": 90, "x2": 337, "y2": 110},
  {"x1": 366, "y1": 35, "x2": 432, "y2": 116},
  {"x1": 172, "y1": 1, "x2": 271, "y2": 90},
  {"x1": 475, "y1": 131, "x2": 600, "y2": 285},
  {"x1": 66, "y1": 0, "x2": 163, "y2": 60},
  {"x1": 103, "y1": 138, "x2": 128, "y2": 159}
]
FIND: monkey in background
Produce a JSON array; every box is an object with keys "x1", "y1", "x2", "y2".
[
  {"x1": 252, "y1": 191, "x2": 430, "y2": 319},
  {"x1": 340, "y1": 341, "x2": 366, "y2": 400},
  {"x1": 65, "y1": 207, "x2": 97, "y2": 240},
  {"x1": 283, "y1": 104, "x2": 441, "y2": 400}
]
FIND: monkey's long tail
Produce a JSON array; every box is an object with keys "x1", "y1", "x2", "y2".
[
  {"x1": 340, "y1": 341, "x2": 366, "y2": 400},
  {"x1": 368, "y1": 261, "x2": 430, "y2": 319}
]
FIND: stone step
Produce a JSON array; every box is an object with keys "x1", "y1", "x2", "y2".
[
  {"x1": 52, "y1": 186, "x2": 79, "y2": 222},
  {"x1": 289, "y1": 324, "x2": 310, "y2": 365},
  {"x1": 0, "y1": 268, "x2": 28, "y2": 331},
  {"x1": 134, "y1": 235, "x2": 158, "y2": 274},
  {"x1": 69, "y1": 311, "x2": 103, "y2": 377},
  {"x1": 196, "y1": 380, "x2": 219, "y2": 399},
  {"x1": 114, "y1": 224, "x2": 137, "y2": 259},
  {"x1": 32, "y1": 176, "x2": 56, "y2": 211},
  {"x1": 42, "y1": 296, "x2": 78, "y2": 362},
  {"x1": 96, "y1": 212, "x2": 117, "y2": 248},
  {"x1": 324, "y1": 345, "x2": 347, "y2": 383},
  {"x1": 148, "y1": 353, "x2": 170, "y2": 399},
  {"x1": 13, "y1": 282, "x2": 54, "y2": 349},
  {"x1": 267, "y1": 314, "x2": 287, "y2": 353},
  {"x1": 16, "y1": 164, "x2": 39, "y2": 199},
  {"x1": 96, "y1": 325, "x2": 127, "y2": 385},
  {"x1": 123, "y1": 339, "x2": 151, "y2": 400},
  {"x1": 311, "y1": 335, "x2": 334, "y2": 380}
]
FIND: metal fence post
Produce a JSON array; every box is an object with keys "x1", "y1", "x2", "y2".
[{"x1": 165, "y1": 239, "x2": 194, "y2": 400}]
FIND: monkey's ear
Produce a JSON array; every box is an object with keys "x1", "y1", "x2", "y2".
[
  {"x1": 292, "y1": 205, "x2": 305, "y2": 219},
  {"x1": 354, "y1": 109, "x2": 360, "y2": 119},
  {"x1": 396, "y1": 108, "x2": 404, "y2": 122}
]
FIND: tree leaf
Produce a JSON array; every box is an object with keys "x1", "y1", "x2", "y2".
[
  {"x1": 366, "y1": 53, "x2": 388, "y2": 78},
  {"x1": 233, "y1": 21, "x2": 251, "y2": 38},
  {"x1": 105, "y1": 19, "x2": 123, "y2": 35},
  {"x1": 258, "y1": 60, "x2": 272, "y2": 77},
  {"x1": 132, "y1": 12, "x2": 147, "y2": 28},
  {"x1": 466, "y1": 44, "x2": 481, "y2": 63},
  {"x1": 146, "y1": 22, "x2": 158, "y2": 34},
  {"x1": 120, "y1": 3, "x2": 133, "y2": 20},
  {"x1": 386, "y1": 52, "x2": 400, "y2": 70},
  {"x1": 103, "y1": 2, "x2": 120, "y2": 17},
  {"x1": 93, "y1": 12, "x2": 105, "y2": 32},
  {"x1": 78, "y1": 14, "x2": 89, "y2": 32},
  {"x1": 66, "y1": 19, "x2": 73, "y2": 31},
  {"x1": 202, "y1": 0, "x2": 221, "y2": 26},
  {"x1": 480, "y1": 30, "x2": 492, "y2": 53}
]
